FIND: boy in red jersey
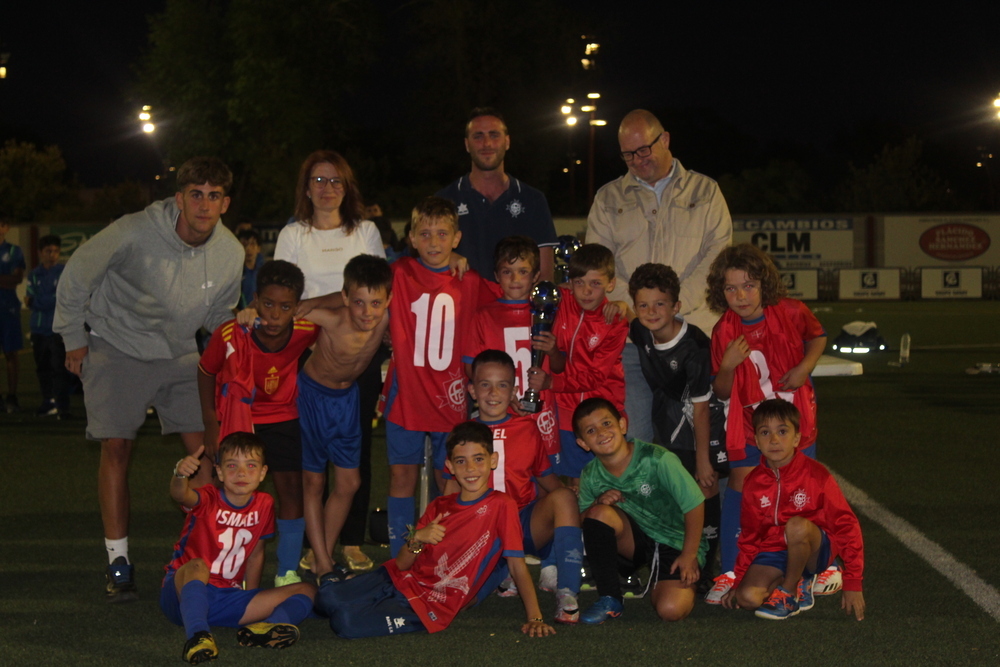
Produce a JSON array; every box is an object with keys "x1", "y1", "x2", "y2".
[
  {"x1": 527, "y1": 243, "x2": 628, "y2": 484},
  {"x1": 162, "y1": 432, "x2": 316, "y2": 664},
  {"x1": 314, "y1": 422, "x2": 556, "y2": 638},
  {"x1": 383, "y1": 197, "x2": 498, "y2": 556},
  {"x1": 722, "y1": 399, "x2": 865, "y2": 621},
  {"x1": 704, "y1": 243, "x2": 827, "y2": 603},
  {"x1": 199, "y1": 260, "x2": 319, "y2": 587},
  {"x1": 462, "y1": 235, "x2": 560, "y2": 462},
  {"x1": 448, "y1": 350, "x2": 583, "y2": 623}
]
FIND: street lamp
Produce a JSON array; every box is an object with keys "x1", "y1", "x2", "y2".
[{"x1": 139, "y1": 105, "x2": 155, "y2": 133}]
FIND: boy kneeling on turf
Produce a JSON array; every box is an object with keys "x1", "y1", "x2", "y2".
[
  {"x1": 574, "y1": 397, "x2": 706, "y2": 624},
  {"x1": 722, "y1": 399, "x2": 865, "y2": 620},
  {"x1": 315, "y1": 421, "x2": 556, "y2": 638},
  {"x1": 162, "y1": 432, "x2": 316, "y2": 664}
]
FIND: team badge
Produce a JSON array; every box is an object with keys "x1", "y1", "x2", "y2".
[
  {"x1": 669, "y1": 359, "x2": 679, "y2": 371},
  {"x1": 792, "y1": 488, "x2": 809, "y2": 510},
  {"x1": 264, "y1": 366, "x2": 280, "y2": 394},
  {"x1": 760, "y1": 495, "x2": 771, "y2": 508},
  {"x1": 506, "y1": 199, "x2": 525, "y2": 218},
  {"x1": 457, "y1": 203, "x2": 469, "y2": 216},
  {"x1": 437, "y1": 370, "x2": 467, "y2": 413},
  {"x1": 639, "y1": 483, "x2": 652, "y2": 497},
  {"x1": 536, "y1": 409, "x2": 556, "y2": 436},
  {"x1": 588, "y1": 334, "x2": 600, "y2": 349}
]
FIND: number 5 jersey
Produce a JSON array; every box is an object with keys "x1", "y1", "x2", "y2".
[{"x1": 163, "y1": 484, "x2": 275, "y2": 589}]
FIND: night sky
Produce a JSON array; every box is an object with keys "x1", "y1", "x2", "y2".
[{"x1": 4, "y1": 2, "x2": 1000, "y2": 189}]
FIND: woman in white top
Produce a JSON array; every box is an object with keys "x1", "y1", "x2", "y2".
[
  {"x1": 275, "y1": 150, "x2": 385, "y2": 298},
  {"x1": 275, "y1": 150, "x2": 387, "y2": 574}
]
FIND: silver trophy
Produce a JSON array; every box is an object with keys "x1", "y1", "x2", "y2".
[
  {"x1": 554, "y1": 235, "x2": 582, "y2": 285},
  {"x1": 521, "y1": 281, "x2": 562, "y2": 414}
]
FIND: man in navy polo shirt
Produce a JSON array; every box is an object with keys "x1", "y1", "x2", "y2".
[{"x1": 437, "y1": 108, "x2": 558, "y2": 281}]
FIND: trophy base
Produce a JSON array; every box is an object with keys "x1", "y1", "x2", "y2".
[{"x1": 520, "y1": 397, "x2": 543, "y2": 414}]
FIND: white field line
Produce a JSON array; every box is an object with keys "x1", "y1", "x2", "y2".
[{"x1": 832, "y1": 470, "x2": 1000, "y2": 623}]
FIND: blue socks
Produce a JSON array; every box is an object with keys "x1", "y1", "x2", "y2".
[
  {"x1": 179, "y1": 580, "x2": 210, "y2": 639},
  {"x1": 720, "y1": 486, "x2": 743, "y2": 573},
  {"x1": 275, "y1": 517, "x2": 305, "y2": 575},
  {"x1": 553, "y1": 526, "x2": 583, "y2": 593},
  {"x1": 388, "y1": 496, "x2": 414, "y2": 557},
  {"x1": 266, "y1": 593, "x2": 313, "y2": 625}
]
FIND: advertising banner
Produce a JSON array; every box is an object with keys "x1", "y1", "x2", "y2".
[
  {"x1": 838, "y1": 268, "x2": 901, "y2": 299},
  {"x1": 779, "y1": 270, "x2": 819, "y2": 300},
  {"x1": 734, "y1": 218, "x2": 854, "y2": 269},
  {"x1": 884, "y1": 215, "x2": 1000, "y2": 267},
  {"x1": 920, "y1": 267, "x2": 983, "y2": 299}
]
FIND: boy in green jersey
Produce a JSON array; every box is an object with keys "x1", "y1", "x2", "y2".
[{"x1": 573, "y1": 397, "x2": 706, "y2": 625}]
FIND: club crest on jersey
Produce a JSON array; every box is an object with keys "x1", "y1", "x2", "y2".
[
  {"x1": 457, "y1": 203, "x2": 469, "y2": 216},
  {"x1": 536, "y1": 409, "x2": 556, "y2": 436},
  {"x1": 760, "y1": 495, "x2": 771, "y2": 508},
  {"x1": 669, "y1": 359, "x2": 679, "y2": 371},
  {"x1": 264, "y1": 367, "x2": 280, "y2": 394},
  {"x1": 506, "y1": 199, "x2": 524, "y2": 218},
  {"x1": 792, "y1": 488, "x2": 809, "y2": 510},
  {"x1": 476, "y1": 505, "x2": 488, "y2": 515},
  {"x1": 587, "y1": 334, "x2": 600, "y2": 349},
  {"x1": 437, "y1": 370, "x2": 467, "y2": 413},
  {"x1": 639, "y1": 483, "x2": 653, "y2": 497}
]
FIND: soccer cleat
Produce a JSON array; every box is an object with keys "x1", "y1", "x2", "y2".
[
  {"x1": 497, "y1": 576, "x2": 519, "y2": 598},
  {"x1": 236, "y1": 622, "x2": 300, "y2": 649},
  {"x1": 525, "y1": 554, "x2": 542, "y2": 566},
  {"x1": 797, "y1": 574, "x2": 816, "y2": 611},
  {"x1": 704, "y1": 571, "x2": 735, "y2": 605},
  {"x1": 343, "y1": 547, "x2": 374, "y2": 572},
  {"x1": 182, "y1": 631, "x2": 218, "y2": 664},
  {"x1": 579, "y1": 562, "x2": 596, "y2": 591},
  {"x1": 554, "y1": 588, "x2": 579, "y2": 624},
  {"x1": 105, "y1": 556, "x2": 138, "y2": 603},
  {"x1": 299, "y1": 549, "x2": 314, "y2": 571},
  {"x1": 621, "y1": 572, "x2": 645, "y2": 599},
  {"x1": 274, "y1": 570, "x2": 302, "y2": 586},
  {"x1": 814, "y1": 565, "x2": 843, "y2": 596},
  {"x1": 755, "y1": 586, "x2": 800, "y2": 620},
  {"x1": 538, "y1": 564, "x2": 558, "y2": 593},
  {"x1": 579, "y1": 595, "x2": 624, "y2": 625}
]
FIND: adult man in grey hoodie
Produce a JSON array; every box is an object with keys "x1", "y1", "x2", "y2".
[{"x1": 55, "y1": 157, "x2": 244, "y2": 602}]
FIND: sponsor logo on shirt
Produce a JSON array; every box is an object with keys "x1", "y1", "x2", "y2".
[
  {"x1": 760, "y1": 495, "x2": 772, "y2": 508},
  {"x1": 457, "y1": 203, "x2": 469, "y2": 216}
]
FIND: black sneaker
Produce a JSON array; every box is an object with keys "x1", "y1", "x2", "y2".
[
  {"x1": 182, "y1": 630, "x2": 218, "y2": 664},
  {"x1": 105, "y1": 556, "x2": 138, "y2": 603},
  {"x1": 236, "y1": 623, "x2": 300, "y2": 649},
  {"x1": 5, "y1": 394, "x2": 19, "y2": 414}
]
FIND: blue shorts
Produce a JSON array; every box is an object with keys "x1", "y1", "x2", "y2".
[
  {"x1": 298, "y1": 374, "x2": 361, "y2": 472},
  {"x1": 554, "y1": 429, "x2": 594, "y2": 478},
  {"x1": 386, "y1": 421, "x2": 448, "y2": 470},
  {"x1": 315, "y1": 567, "x2": 425, "y2": 639},
  {"x1": 160, "y1": 573, "x2": 258, "y2": 628},
  {"x1": 0, "y1": 305, "x2": 22, "y2": 354},
  {"x1": 751, "y1": 529, "x2": 834, "y2": 577},
  {"x1": 519, "y1": 500, "x2": 552, "y2": 559},
  {"x1": 731, "y1": 442, "x2": 818, "y2": 469}
]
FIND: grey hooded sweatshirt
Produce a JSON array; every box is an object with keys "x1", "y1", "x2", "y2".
[{"x1": 54, "y1": 197, "x2": 243, "y2": 361}]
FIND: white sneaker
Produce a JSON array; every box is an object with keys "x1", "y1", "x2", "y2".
[
  {"x1": 704, "y1": 571, "x2": 735, "y2": 605},
  {"x1": 555, "y1": 588, "x2": 579, "y2": 624},
  {"x1": 497, "y1": 576, "x2": 519, "y2": 597},
  {"x1": 538, "y1": 565, "x2": 558, "y2": 593},
  {"x1": 813, "y1": 565, "x2": 843, "y2": 596}
]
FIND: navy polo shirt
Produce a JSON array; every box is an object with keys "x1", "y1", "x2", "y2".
[{"x1": 437, "y1": 175, "x2": 558, "y2": 279}]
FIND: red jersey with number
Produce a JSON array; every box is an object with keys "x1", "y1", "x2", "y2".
[
  {"x1": 385, "y1": 489, "x2": 523, "y2": 633},
  {"x1": 387, "y1": 257, "x2": 499, "y2": 432},
  {"x1": 199, "y1": 319, "x2": 319, "y2": 424},
  {"x1": 463, "y1": 299, "x2": 560, "y2": 455},
  {"x1": 710, "y1": 299, "x2": 825, "y2": 460},
  {"x1": 550, "y1": 286, "x2": 628, "y2": 432},
  {"x1": 163, "y1": 484, "x2": 275, "y2": 589},
  {"x1": 480, "y1": 414, "x2": 552, "y2": 510}
]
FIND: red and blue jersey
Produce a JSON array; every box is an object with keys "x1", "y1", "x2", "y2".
[
  {"x1": 164, "y1": 484, "x2": 275, "y2": 589},
  {"x1": 385, "y1": 489, "x2": 523, "y2": 633},
  {"x1": 386, "y1": 257, "x2": 499, "y2": 432},
  {"x1": 479, "y1": 414, "x2": 552, "y2": 510}
]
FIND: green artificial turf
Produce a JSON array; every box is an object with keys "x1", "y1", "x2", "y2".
[{"x1": 2, "y1": 302, "x2": 999, "y2": 665}]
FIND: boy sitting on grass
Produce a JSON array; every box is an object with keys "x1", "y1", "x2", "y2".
[
  {"x1": 315, "y1": 421, "x2": 556, "y2": 638},
  {"x1": 162, "y1": 432, "x2": 316, "y2": 664},
  {"x1": 722, "y1": 399, "x2": 865, "y2": 620},
  {"x1": 574, "y1": 397, "x2": 706, "y2": 625}
]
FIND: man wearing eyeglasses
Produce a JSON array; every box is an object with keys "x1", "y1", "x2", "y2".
[
  {"x1": 586, "y1": 109, "x2": 732, "y2": 443},
  {"x1": 54, "y1": 156, "x2": 243, "y2": 603},
  {"x1": 437, "y1": 107, "x2": 558, "y2": 281}
]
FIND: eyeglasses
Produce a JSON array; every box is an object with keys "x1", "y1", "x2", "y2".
[
  {"x1": 311, "y1": 176, "x2": 344, "y2": 189},
  {"x1": 620, "y1": 132, "x2": 662, "y2": 162}
]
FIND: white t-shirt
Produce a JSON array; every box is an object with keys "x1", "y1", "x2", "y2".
[{"x1": 274, "y1": 220, "x2": 386, "y2": 299}]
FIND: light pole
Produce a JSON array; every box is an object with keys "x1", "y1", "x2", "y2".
[{"x1": 560, "y1": 95, "x2": 606, "y2": 210}]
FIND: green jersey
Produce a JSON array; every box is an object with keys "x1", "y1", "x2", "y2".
[{"x1": 579, "y1": 439, "x2": 707, "y2": 564}]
